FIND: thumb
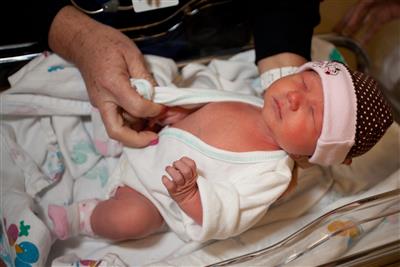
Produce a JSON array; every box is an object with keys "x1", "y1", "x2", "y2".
[
  {"x1": 119, "y1": 50, "x2": 164, "y2": 118},
  {"x1": 99, "y1": 101, "x2": 159, "y2": 147},
  {"x1": 116, "y1": 77, "x2": 164, "y2": 118}
]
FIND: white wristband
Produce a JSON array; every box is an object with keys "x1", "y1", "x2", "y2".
[{"x1": 260, "y1": 66, "x2": 299, "y2": 92}]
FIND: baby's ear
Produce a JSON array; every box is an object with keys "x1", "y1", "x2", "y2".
[
  {"x1": 289, "y1": 154, "x2": 315, "y2": 169},
  {"x1": 342, "y1": 158, "x2": 352, "y2": 165}
]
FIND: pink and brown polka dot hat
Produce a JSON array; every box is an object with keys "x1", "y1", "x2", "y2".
[{"x1": 296, "y1": 61, "x2": 393, "y2": 166}]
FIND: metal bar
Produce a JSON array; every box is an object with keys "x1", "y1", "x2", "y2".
[
  {"x1": 0, "y1": 53, "x2": 41, "y2": 64},
  {"x1": 207, "y1": 189, "x2": 400, "y2": 266}
]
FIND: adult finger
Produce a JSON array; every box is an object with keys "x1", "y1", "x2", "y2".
[
  {"x1": 119, "y1": 46, "x2": 165, "y2": 118},
  {"x1": 333, "y1": 4, "x2": 357, "y2": 34},
  {"x1": 124, "y1": 45, "x2": 156, "y2": 85},
  {"x1": 343, "y1": 0, "x2": 375, "y2": 36},
  {"x1": 121, "y1": 111, "x2": 147, "y2": 131},
  {"x1": 111, "y1": 75, "x2": 164, "y2": 119},
  {"x1": 99, "y1": 101, "x2": 159, "y2": 147},
  {"x1": 359, "y1": 10, "x2": 383, "y2": 46},
  {"x1": 334, "y1": 0, "x2": 375, "y2": 36}
]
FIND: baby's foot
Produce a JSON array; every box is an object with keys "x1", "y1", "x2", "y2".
[{"x1": 48, "y1": 204, "x2": 70, "y2": 240}]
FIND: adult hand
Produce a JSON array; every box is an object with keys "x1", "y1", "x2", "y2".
[
  {"x1": 49, "y1": 6, "x2": 165, "y2": 147},
  {"x1": 333, "y1": 0, "x2": 400, "y2": 46}
]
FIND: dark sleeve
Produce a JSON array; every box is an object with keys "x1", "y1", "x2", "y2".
[
  {"x1": 0, "y1": 1, "x2": 68, "y2": 49},
  {"x1": 245, "y1": 0, "x2": 321, "y2": 63},
  {"x1": 44, "y1": 1, "x2": 71, "y2": 45}
]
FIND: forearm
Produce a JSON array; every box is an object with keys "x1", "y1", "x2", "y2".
[
  {"x1": 178, "y1": 190, "x2": 203, "y2": 225},
  {"x1": 48, "y1": 6, "x2": 100, "y2": 65},
  {"x1": 48, "y1": 6, "x2": 144, "y2": 75}
]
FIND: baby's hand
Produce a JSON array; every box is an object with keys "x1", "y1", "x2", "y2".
[{"x1": 162, "y1": 156, "x2": 199, "y2": 205}]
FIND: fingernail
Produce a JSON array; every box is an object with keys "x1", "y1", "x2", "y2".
[{"x1": 149, "y1": 138, "x2": 159, "y2": 146}]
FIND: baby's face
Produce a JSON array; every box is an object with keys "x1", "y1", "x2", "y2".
[{"x1": 262, "y1": 70, "x2": 324, "y2": 156}]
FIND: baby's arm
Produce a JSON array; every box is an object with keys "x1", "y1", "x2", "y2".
[{"x1": 162, "y1": 157, "x2": 202, "y2": 225}]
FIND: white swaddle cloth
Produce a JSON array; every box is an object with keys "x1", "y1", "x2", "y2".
[{"x1": 104, "y1": 80, "x2": 293, "y2": 242}]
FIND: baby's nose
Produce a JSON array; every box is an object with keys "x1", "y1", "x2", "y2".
[{"x1": 287, "y1": 91, "x2": 302, "y2": 111}]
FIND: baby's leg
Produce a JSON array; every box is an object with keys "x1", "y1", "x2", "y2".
[
  {"x1": 91, "y1": 186, "x2": 164, "y2": 240},
  {"x1": 48, "y1": 186, "x2": 164, "y2": 240}
]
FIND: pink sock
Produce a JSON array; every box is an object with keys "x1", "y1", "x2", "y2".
[
  {"x1": 48, "y1": 199, "x2": 99, "y2": 240},
  {"x1": 78, "y1": 199, "x2": 99, "y2": 236},
  {"x1": 48, "y1": 204, "x2": 79, "y2": 240}
]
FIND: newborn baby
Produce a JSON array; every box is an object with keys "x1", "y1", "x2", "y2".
[{"x1": 48, "y1": 61, "x2": 393, "y2": 242}]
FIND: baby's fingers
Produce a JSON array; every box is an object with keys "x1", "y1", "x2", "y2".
[
  {"x1": 165, "y1": 166, "x2": 185, "y2": 186},
  {"x1": 173, "y1": 159, "x2": 194, "y2": 180},
  {"x1": 162, "y1": 175, "x2": 176, "y2": 193},
  {"x1": 179, "y1": 157, "x2": 197, "y2": 177}
]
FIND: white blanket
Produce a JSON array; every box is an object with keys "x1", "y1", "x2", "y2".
[{"x1": 0, "y1": 38, "x2": 399, "y2": 267}]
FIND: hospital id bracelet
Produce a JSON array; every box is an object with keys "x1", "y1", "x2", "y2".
[{"x1": 260, "y1": 66, "x2": 299, "y2": 92}]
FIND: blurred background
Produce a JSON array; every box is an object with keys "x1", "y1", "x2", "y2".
[
  {"x1": 317, "y1": 0, "x2": 399, "y2": 82},
  {"x1": 317, "y1": 0, "x2": 400, "y2": 121}
]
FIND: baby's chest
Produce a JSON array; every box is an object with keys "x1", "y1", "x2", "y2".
[{"x1": 173, "y1": 103, "x2": 256, "y2": 150}]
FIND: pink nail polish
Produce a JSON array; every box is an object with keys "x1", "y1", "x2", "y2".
[{"x1": 149, "y1": 138, "x2": 159, "y2": 146}]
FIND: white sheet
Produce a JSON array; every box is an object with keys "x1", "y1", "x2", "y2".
[{"x1": 0, "y1": 37, "x2": 399, "y2": 267}]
